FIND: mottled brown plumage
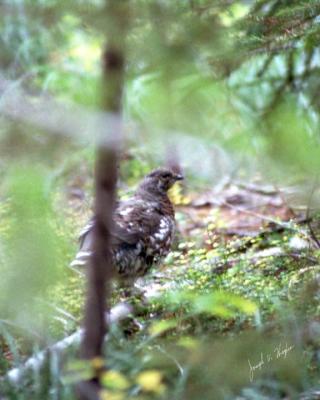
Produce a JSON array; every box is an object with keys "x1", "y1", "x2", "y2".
[{"x1": 71, "y1": 168, "x2": 183, "y2": 285}]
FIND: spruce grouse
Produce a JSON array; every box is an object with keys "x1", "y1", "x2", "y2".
[{"x1": 70, "y1": 168, "x2": 183, "y2": 286}]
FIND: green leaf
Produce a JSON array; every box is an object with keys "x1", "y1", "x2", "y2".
[
  {"x1": 62, "y1": 360, "x2": 95, "y2": 385},
  {"x1": 193, "y1": 291, "x2": 258, "y2": 318},
  {"x1": 149, "y1": 319, "x2": 178, "y2": 336},
  {"x1": 101, "y1": 370, "x2": 130, "y2": 391}
]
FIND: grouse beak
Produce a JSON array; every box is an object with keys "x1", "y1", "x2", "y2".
[{"x1": 174, "y1": 174, "x2": 184, "y2": 181}]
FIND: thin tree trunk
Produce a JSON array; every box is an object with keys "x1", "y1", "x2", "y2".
[{"x1": 76, "y1": 2, "x2": 128, "y2": 399}]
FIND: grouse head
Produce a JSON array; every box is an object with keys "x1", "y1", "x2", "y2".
[{"x1": 138, "y1": 168, "x2": 184, "y2": 197}]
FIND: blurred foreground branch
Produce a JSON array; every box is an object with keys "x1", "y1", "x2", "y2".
[{"x1": 0, "y1": 74, "x2": 122, "y2": 149}]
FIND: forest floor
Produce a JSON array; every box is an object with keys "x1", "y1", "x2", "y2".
[
  {"x1": 2, "y1": 170, "x2": 320, "y2": 399},
  {"x1": 54, "y1": 171, "x2": 320, "y2": 343},
  {"x1": 64, "y1": 174, "x2": 318, "y2": 308}
]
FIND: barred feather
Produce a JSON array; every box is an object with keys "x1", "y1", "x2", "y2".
[{"x1": 70, "y1": 168, "x2": 183, "y2": 282}]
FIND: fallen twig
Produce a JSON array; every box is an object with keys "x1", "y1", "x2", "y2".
[
  {"x1": 3, "y1": 302, "x2": 132, "y2": 386},
  {"x1": 221, "y1": 200, "x2": 310, "y2": 237},
  {"x1": 235, "y1": 181, "x2": 278, "y2": 196}
]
